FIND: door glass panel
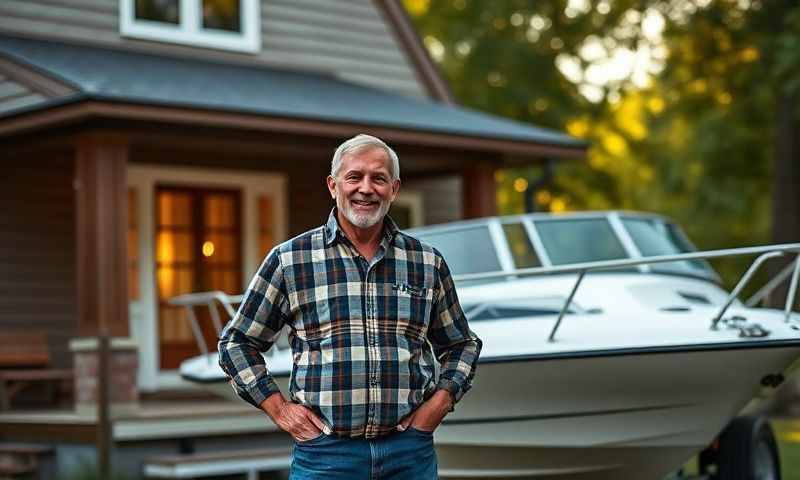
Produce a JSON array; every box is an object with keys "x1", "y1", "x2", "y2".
[{"x1": 156, "y1": 186, "x2": 242, "y2": 369}]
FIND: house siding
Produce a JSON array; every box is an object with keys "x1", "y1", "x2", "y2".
[
  {"x1": 0, "y1": 0, "x2": 427, "y2": 99},
  {"x1": 1, "y1": 154, "x2": 76, "y2": 367}
]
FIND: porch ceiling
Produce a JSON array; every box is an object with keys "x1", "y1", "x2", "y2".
[{"x1": 0, "y1": 34, "x2": 587, "y2": 159}]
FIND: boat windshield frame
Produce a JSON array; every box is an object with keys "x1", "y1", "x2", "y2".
[{"x1": 408, "y1": 211, "x2": 721, "y2": 284}]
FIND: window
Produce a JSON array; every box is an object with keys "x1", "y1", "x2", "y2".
[
  {"x1": 502, "y1": 222, "x2": 541, "y2": 269},
  {"x1": 120, "y1": 0, "x2": 261, "y2": 53},
  {"x1": 534, "y1": 218, "x2": 629, "y2": 266},
  {"x1": 414, "y1": 226, "x2": 501, "y2": 276},
  {"x1": 621, "y1": 217, "x2": 715, "y2": 277}
]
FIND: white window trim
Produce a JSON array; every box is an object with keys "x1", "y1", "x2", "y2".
[
  {"x1": 120, "y1": 0, "x2": 261, "y2": 53},
  {"x1": 128, "y1": 164, "x2": 287, "y2": 392}
]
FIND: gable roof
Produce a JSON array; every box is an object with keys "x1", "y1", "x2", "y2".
[{"x1": 0, "y1": 35, "x2": 587, "y2": 157}]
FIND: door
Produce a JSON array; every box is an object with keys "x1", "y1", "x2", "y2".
[{"x1": 155, "y1": 185, "x2": 242, "y2": 369}]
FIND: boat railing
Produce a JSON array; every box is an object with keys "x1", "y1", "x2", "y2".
[
  {"x1": 451, "y1": 243, "x2": 800, "y2": 342},
  {"x1": 169, "y1": 243, "x2": 800, "y2": 350}
]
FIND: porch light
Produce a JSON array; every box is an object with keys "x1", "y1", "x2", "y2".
[{"x1": 202, "y1": 241, "x2": 215, "y2": 257}]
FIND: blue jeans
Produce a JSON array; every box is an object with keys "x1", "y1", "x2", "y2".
[{"x1": 289, "y1": 427, "x2": 438, "y2": 480}]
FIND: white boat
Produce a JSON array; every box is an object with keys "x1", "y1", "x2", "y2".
[{"x1": 177, "y1": 211, "x2": 800, "y2": 479}]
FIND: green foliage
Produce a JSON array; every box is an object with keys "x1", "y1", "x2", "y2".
[{"x1": 405, "y1": 0, "x2": 800, "y2": 292}]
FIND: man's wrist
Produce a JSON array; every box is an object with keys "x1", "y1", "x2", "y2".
[
  {"x1": 260, "y1": 392, "x2": 287, "y2": 420},
  {"x1": 431, "y1": 388, "x2": 455, "y2": 413}
]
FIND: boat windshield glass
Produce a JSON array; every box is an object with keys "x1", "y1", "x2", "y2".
[
  {"x1": 533, "y1": 218, "x2": 630, "y2": 266},
  {"x1": 414, "y1": 226, "x2": 501, "y2": 275},
  {"x1": 463, "y1": 297, "x2": 580, "y2": 321},
  {"x1": 621, "y1": 217, "x2": 715, "y2": 277},
  {"x1": 502, "y1": 222, "x2": 541, "y2": 268}
]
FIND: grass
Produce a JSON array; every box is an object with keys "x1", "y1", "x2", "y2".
[{"x1": 772, "y1": 419, "x2": 800, "y2": 480}]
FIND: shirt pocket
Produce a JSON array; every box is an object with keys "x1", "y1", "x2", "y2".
[{"x1": 390, "y1": 282, "x2": 436, "y2": 341}]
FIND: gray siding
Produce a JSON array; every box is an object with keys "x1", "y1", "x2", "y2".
[
  {"x1": 0, "y1": 155, "x2": 77, "y2": 367},
  {"x1": 404, "y1": 176, "x2": 463, "y2": 226},
  {"x1": 0, "y1": 0, "x2": 427, "y2": 99}
]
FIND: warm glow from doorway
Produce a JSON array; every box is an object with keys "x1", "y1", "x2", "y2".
[{"x1": 202, "y1": 241, "x2": 215, "y2": 257}]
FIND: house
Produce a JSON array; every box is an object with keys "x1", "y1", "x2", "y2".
[{"x1": 0, "y1": 1, "x2": 585, "y2": 475}]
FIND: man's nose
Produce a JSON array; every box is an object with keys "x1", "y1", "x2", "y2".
[{"x1": 357, "y1": 178, "x2": 376, "y2": 194}]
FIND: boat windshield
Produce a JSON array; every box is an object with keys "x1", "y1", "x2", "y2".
[
  {"x1": 414, "y1": 225, "x2": 502, "y2": 276},
  {"x1": 463, "y1": 297, "x2": 581, "y2": 321},
  {"x1": 533, "y1": 218, "x2": 631, "y2": 267},
  {"x1": 620, "y1": 216, "x2": 715, "y2": 278}
]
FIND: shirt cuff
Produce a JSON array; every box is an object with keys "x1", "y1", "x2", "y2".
[
  {"x1": 435, "y1": 378, "x2": 463, "y2": 407},
  {"x1": 234, "y1": 376, "x2": 282, "y2": 409}
]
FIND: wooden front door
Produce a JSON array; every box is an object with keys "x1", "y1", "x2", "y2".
[{"x1": 155, "y1": 185, "x2": 242, "y2": 370}]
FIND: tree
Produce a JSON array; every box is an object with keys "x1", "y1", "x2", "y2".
[{"x1": 405, "y1": 0, "x2": 794, "y2": 293}]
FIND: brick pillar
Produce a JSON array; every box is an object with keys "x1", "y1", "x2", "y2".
[{"x1": 69, "y1": 337, "x2": 138, "y2": 418}]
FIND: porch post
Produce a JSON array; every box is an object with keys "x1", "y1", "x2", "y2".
[
  {"x1": 462, "y1": 163, "x2": 497, "y2": 219},
  {"x1": 72, "y1": 133, "x2": 138, "y2": 417},
  {"x1": 74, "y1": 133, "x2": 129, "y2": 337}
]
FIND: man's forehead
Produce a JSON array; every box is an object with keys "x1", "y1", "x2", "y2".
[{"x1": 341, "y1": 147, "x2": 391, "y2": 172}]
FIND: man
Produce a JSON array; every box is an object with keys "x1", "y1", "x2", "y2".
[{"x1": 218, "y1": 134, "x2": 482, "y2": 479}]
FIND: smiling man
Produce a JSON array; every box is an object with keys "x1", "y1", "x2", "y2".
[{"x1": 218, "y1": 134, "x2": 482, "y2": 479}]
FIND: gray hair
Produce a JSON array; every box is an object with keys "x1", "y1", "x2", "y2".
[{"x1": 331, "y1": 134, "x2": 400, "y2": 181}]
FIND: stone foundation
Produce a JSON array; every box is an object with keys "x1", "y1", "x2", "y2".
[{"x1": 69, "y1": 337, "x2": 139, "y2": 418}]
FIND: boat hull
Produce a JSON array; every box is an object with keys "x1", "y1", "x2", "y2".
[
  {"x1": 184, "y1": 342, "x2": 800, "y2": 478},
  {"x1": 433, "y1": 343, "x2": 800, "y2": 479}
]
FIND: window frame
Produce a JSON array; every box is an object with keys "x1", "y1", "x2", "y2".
[{"x1": 119, "y1": 0, "x2": 261, "y2": 54}]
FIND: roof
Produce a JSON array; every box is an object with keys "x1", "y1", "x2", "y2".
[{"x1": 0, "y1": 35, "x2": 587, "y2": 153}]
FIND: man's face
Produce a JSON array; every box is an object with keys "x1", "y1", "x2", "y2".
[{"x1": 327, "y1": 146, "x2": 400, "y2": 231}]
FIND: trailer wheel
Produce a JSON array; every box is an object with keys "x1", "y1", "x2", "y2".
[{"x1": 717, "y1": 415, "x2": 780, "y2": 480}]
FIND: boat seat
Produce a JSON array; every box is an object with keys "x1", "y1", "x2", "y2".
[{"x1": 143, "y1": 446, "x2": 292, "y2": 479}]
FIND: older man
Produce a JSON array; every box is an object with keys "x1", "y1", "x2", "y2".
[{"x1": 218, "y1": 134, "x2": 482, "y2": 479}]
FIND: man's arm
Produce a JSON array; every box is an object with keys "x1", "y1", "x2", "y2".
[
  {"x1": 217, "y1": 250, "x2": 290, "y2": 409},
  {"x1": 217, "y1": 250, "x2": 328, "y2": 441},
  {"x1": 402, "y1": 251, "x2": 482, "y2": 431}
]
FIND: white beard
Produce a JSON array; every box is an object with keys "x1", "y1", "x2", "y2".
[{"x1": 337, "y1": 193, "x2": 391, "y2": 229}]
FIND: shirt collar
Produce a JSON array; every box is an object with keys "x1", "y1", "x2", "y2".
[{"x1": 323, "y1": 207, "x2": 400, "y2": 247}]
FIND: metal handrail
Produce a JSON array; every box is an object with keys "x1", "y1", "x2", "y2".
[
  {"x1": 452, "y1": 243, "x2": 800, "y2": 342},
  {"x1": 169, "y1": 244, "x2": 800, "y2": 349},
  {"x1": 745, "y1": 259, "x2": 797, "y2": 307}
]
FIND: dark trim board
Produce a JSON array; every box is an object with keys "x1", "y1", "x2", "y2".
[{"x1": 0, "y1": 97, "x2": 587, "y2": 158}]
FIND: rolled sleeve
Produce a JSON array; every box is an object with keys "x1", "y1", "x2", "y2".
[{"x1": 217, "y1": 249, "x2": 291, "y2": 409}]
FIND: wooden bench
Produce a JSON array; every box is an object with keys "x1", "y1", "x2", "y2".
[
  {"x1": 143, "y1": 447, "x2": 292, "y2": 480},
  {"x1": 0, "y1": 333, "x2": 72, "y2": 411}
]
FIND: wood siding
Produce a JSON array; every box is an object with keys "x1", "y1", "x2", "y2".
[
  {"x1": 1, "y1": 154, "x2": 77, "y2": 367},
  {"x1": 0, "y1": 0, "x2": 427, "y2": 99}
]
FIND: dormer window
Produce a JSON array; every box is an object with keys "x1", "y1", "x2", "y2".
[{"x1": 120, "y1": 0, "x2": 260, "y2": 53}]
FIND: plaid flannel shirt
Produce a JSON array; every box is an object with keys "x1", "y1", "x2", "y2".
[{"x1": 218, "y1": 209, "x2": 482, "y2": 438}]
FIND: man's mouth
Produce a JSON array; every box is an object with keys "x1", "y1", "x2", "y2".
[{"x1": 352, "y1": 199, "x2": 378, "y2": 208}]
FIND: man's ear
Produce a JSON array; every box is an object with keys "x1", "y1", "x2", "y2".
[
  {"x1": 326, "y1": 175, "x2": 337, "y2": 199},
  {"x1": 390, "y1": 178, "x2": 401, "y2": 202}
]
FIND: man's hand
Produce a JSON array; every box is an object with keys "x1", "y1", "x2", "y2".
[
  {"x1": 398, "y1": 389, "x2": 454, "y2": 433},
  {"x1": 260, "y1": 393, "x2": 327, "y2": 442}
]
